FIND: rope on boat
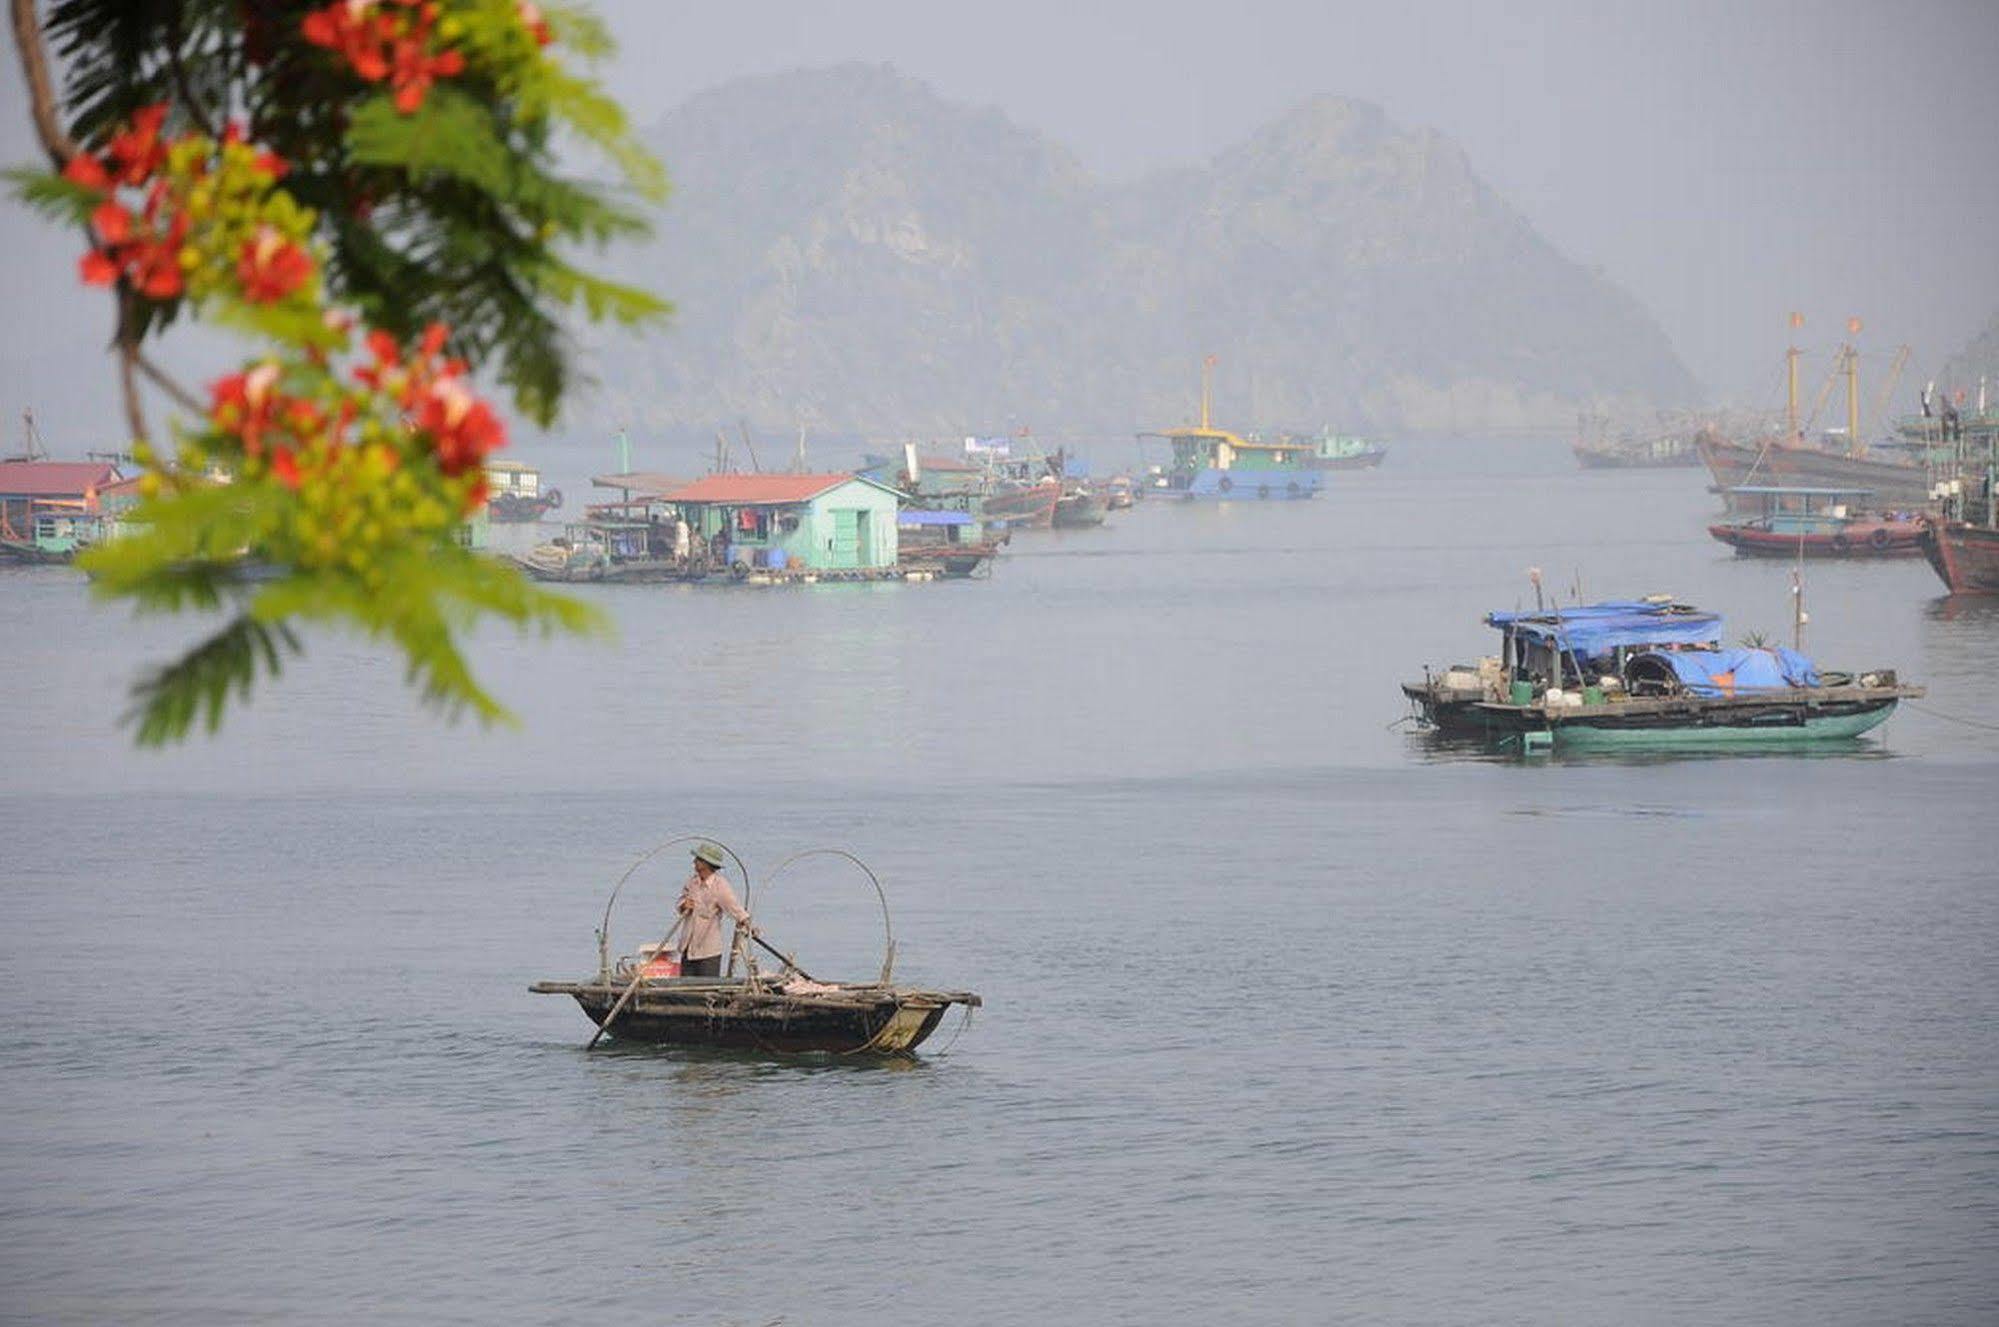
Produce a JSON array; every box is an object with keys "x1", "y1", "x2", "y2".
[
  {"x1": 1904, "y1": 700, "x2": 1999, "y2": 733},
  {"x1": 925, "y1": 1002, "x2": 976, "y2": 1059}
]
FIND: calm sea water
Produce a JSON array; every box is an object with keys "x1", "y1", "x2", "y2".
[{"x1": 3, "y1": 438, "x2": 1995, "y2": 1324}]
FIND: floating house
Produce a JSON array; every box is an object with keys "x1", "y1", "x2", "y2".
[
  {"x1": 662, "y1": 473, "x2": 904, "y2": 575},
  {"x1": 0, "y1": 458, "x2": 124, "y2": 561}
]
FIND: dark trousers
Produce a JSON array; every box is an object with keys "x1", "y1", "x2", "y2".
[{"x1": 681, "y1": 954, "x2": 721, "y2": 978}]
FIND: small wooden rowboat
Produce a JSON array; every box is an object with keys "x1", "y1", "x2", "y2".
[
  {"x1": 531, "y1": 976, "x2": 980, "y2": 1054},
  {"x1": 532, "y1": 837, "x2": 979, "y2": 1057}
]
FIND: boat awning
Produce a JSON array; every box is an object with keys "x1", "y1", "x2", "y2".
[
  {"x1": 1633, "y1": 647, "x2": 1820, "y2": 695},
  {"x1": 1487, "y1": 600, "x2": 1722, "y2": 654},
  {"x1": 897, "y1": 510, "x2": 973, "y2": 527}
]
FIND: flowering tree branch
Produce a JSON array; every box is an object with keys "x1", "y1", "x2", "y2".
[{"x1": 9, "y1": 0, "x2": 668, "y2": 744}]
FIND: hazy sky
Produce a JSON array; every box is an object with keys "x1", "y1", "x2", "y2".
[{"x1": 5, "y1": 0, "x2": 1996, "y2": 450}]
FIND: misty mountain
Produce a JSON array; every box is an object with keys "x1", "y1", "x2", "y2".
[{"x1": 575, "y1": 64, "x2": 1696, "y2": 444}]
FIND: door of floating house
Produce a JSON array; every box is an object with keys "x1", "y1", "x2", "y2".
[{"x1": 830, "y1": 509, "x2": 862, "y2": 568}]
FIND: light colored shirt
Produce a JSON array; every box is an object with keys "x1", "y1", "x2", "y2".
[{"x1": 678, "y1": 870, "x2": 750, "y2": 961}]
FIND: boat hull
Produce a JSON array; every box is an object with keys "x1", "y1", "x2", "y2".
[
  {"x1": 1919, "y1": 518, "x2": 1999, "y2": 593},
  {"x1": 1707, "y1": 521, "x2": 1923, "y2": 558},
  {"x1": 982, "y1": 484, "x2": 1060, "y2": 529},
  {"x1": 1404, "y1": 682, "x2": 1914, "y2": 747},
  {"x1": 1697, "y1": 437, "x2": 1930, "y2": 510},
  {"x1": 1161, "y1": 468, "x2": 1322, "y2": 500},
  {"x1": 532, "y1": 979, "x2": 972, "y2": 1055},
  {"x1": 1052, "y1": 492, "x2": 1109, "y2": 527}
]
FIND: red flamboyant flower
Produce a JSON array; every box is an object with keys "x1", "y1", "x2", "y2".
[
  {"x1": 270, "y1": 447, "x2": 302, "y2": 489},
  {"x1": 237, "y1": 226, "x2": 315, "y2": 303},
  {"x1": 63, "y1": 152, "x2": 112, "y2": 192},
  {"x1": 390, "y1": 35, "x2": 464, "y2": 113},
  {"x1": 304, "y1": 0, "x2": 464, "y2": 112},
  {"x1": 211, "y1": 361, "x2": 284, "y2": 456},
  {"x1": 417, "y1": 374, "x2": 506, "y2": 475},
  {"x1": 105, "y1": 104, "x2": 170, "y2": 185},
  {"x1": 302, "y1": 1, "x2": 393, "y2": 82},
  {"x1": 518, "y1": 2, "x2": 553, "y2": 46}
]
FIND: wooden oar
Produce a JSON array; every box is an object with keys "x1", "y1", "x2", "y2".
[
  {"x1": 585, "y1": 917, "x2": 684, "y2": 1051},
  {"x1": 751, "y1": 931, "x2": 818, "y2": 983}
]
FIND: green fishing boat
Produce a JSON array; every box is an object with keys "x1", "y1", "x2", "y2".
[{"x1": 1402, "y1": 597, "x2": 1921, "y2": 751}]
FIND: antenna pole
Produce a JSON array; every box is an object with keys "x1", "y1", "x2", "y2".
[
  {"x1": 1200, "y1": 355, "x2": 1214, "y2": 429},
  {"x1": 1791, "y1": 566, "x2": 1805, "y2": 653}
]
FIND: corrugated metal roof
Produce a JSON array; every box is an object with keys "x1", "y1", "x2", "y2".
[
  {"x1": 664, "y1": 473, "x2": 868, "y2": 504},
  {"x1": 591, "y1": 472, "x2": 685, "y2": 497},
  {"x1": 0, "y1": 461, "x2": 123, "y2": 498}
]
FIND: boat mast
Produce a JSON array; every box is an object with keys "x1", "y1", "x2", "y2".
[
  {"x1": 1200, "y1": 354, "x2": 1215, "y2": 429},
  {"x1": 1787, "y1": 312, "x2": 1803, "y2": 444},
  {"x1": 1844, "y1": 317, "x2": 1863, "y2": 456}
]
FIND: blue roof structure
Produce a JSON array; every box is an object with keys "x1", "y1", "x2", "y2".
[
  {"x1": 1486, "y1": 600, "x2": 1722, "y2": 655},
  {"x1": 897, "y1": 510, "x2": 973, "y2": 527}
]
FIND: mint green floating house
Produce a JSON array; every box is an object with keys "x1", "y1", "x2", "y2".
[{"x1": 662, "y1": 472, "x2": 904, "y2": 576}]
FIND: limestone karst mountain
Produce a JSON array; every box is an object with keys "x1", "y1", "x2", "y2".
[{"x1": 574, "y1": 64, "x2": 1695, "y2": 444}]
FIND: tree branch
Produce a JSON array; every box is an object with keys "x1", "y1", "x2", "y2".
[
  {"x1": 116, "y1": 292, "x2": 149, "y2": 446},
  {"x1": 134, "y1": 350, "x2": 204, "y2": 414},
  {"x1": 9, "y1": 0, "x2": 76, "y2": 165}
]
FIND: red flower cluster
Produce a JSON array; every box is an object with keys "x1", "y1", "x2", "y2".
[
  {"x1": 518, "y1": 2, "x2": 553, "y2": 47},
  {"x1": 355, "y1": 323, "x2": 507, "y2": 478},
  {"x1": 209, "y1": 360, "x2": 349, "y2": 487},
  {"x1": 302, "y1": 1, "x2": 467, "y2": 114},
  {"x1": 65, "y1": 104, "x2": 187, "y2": 298},
  {"x1": 237, "y1": 225, "x2": 315, "y2": 303}
]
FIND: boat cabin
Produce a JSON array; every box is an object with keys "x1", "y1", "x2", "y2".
[
  {"x1": 1722, "y1": 485, "x2": 1890, "y2": 531},
  {"x1": 1487, "y1": 600, "x2": 1723, "y2": 692}
]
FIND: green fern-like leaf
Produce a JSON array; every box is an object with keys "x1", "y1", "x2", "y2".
[{"x1": 126, "y1": 612, "x2": 304, "y2": 747}]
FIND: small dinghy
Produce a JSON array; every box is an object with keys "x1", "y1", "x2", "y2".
[{"x1": 531, "y1": 837, "x2": 979, "y2": 1057}]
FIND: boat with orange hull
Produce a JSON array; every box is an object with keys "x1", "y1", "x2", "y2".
[
  {"x1": 1706, "y1": 486, "x2": 1922, "y2": 558},
  {"x1": 1711, "y1": 518, "x2": 1923, "y2": 558},
  {"x1": 981, "y1": 479, "x2": 1060, "y2": 529}
]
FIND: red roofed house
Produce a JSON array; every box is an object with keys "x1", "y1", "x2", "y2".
[
  {"x1": 663, "y1": 472, "x2": 905, "y2": 574},
  {"x1": 0, "y1": 458, "x2": 124, "y2": 558}
]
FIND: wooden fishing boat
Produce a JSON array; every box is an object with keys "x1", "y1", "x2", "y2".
[
  {"x1": 1706, "y1": 486, "x2": 1924, "y2": 558},
  {"x1": 1403, "y1": 597, "x2": 1920, "y2": 750},
  {"x1": 1052, "y1": 487, "x2": 1109, "y2": 527},
  {"x1": 1920, "y1": 517, "x2": 1999, "y2": 593},
  {"x1": 1915, "y1": 412, "x2": 1999, "y2": 592},
  {"x1": 530, "y1": 976, "x2": 979, "y2": 1054},
  {"x1": 533, "y1": 838, "x2": 980, "y2": 1057}
]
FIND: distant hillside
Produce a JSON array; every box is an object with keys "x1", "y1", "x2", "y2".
[{"x1": 574, "y1": 64, "x2": 1695, "y2": 444}]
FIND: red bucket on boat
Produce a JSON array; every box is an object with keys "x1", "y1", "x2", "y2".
[{"x1": 640, "y1": 954, "x2": 681, "y2": 979}]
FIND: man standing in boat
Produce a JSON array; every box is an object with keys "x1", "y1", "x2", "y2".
[{"x1": 678, "y1": 843, "x2": 755, "y2": 978}]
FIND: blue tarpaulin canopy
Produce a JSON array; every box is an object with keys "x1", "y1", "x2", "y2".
[
  {"x1": 897, "y1": 510, "x2": 973, "y2": 527},
  {"x1": 1630, "y1": 647, "x2": 1820, "y2": 695},
  {"x1": 1486, "y1": 601, "x2": 1722, "y2": 656}
]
